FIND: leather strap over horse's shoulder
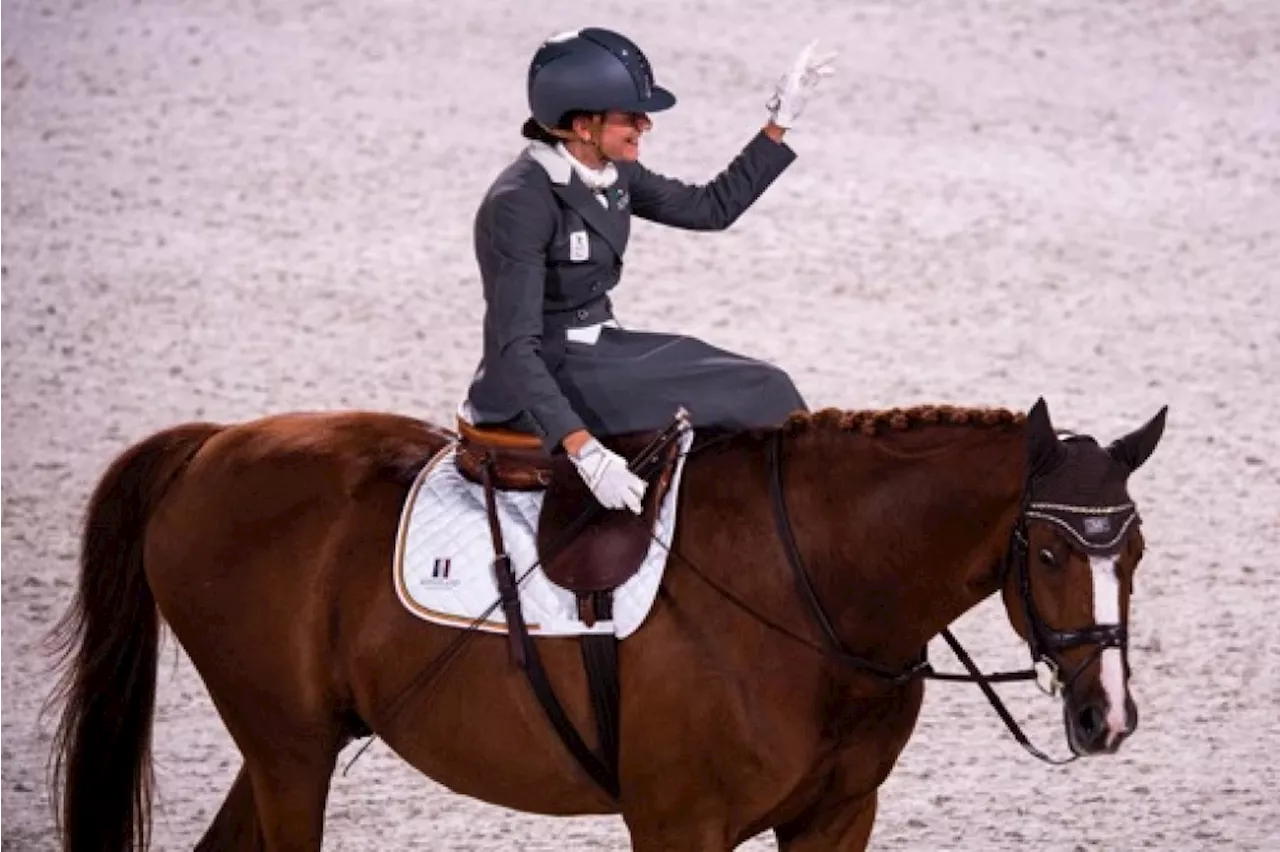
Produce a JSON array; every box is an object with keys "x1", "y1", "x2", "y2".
[{"x1": 537, "y1": 428, "x2": 684, "y2": 593}]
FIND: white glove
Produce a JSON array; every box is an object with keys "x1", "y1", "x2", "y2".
[
  {"x1": 766, "y1": 40, "x2": 838, "y2": 129},
  {"x1": 569, "y1": 437, "x2": 648, "y2": 514}
]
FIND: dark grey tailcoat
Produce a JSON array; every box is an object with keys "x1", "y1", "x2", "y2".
[{"x1": 466, "y1": 130, "x2": 807, "y2": 452}]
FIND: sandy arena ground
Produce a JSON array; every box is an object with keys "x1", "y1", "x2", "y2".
[{"x1": 3, "y1": 0, "x2": 1278, "y2": 849}]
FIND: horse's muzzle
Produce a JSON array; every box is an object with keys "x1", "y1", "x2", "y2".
[{"x1": 1065, "y1": 694, "x2": 1139, "y2": 756}]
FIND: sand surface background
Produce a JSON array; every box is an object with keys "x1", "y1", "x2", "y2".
[{"x1": 3, "y1": 0, "x2": 1278, "y2": 848}]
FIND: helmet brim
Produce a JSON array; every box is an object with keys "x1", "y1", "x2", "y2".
[{"x1": 615, "y1": 85, "x2": 677, "y2": 115}]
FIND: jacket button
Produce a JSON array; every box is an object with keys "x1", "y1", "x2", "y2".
[
  {"x1": 589, "y1": 282, "x2": 600, "y2": 292},
  {"x1": 576, "y1": 308, "x2": 589, "y2": 320}
]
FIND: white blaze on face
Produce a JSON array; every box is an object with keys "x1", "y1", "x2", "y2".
[{"x1": 1090, "y1": 555, "x2": 1129, "y2": 745}]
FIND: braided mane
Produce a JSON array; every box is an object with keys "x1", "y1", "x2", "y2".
[{"x1": 781, "y1": 405, "x2": 1023, "y2": 437}]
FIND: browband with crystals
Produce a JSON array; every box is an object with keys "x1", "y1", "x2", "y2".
[{"x1": 1025, "y1": 502, "x2": 1138, "y2": 555}]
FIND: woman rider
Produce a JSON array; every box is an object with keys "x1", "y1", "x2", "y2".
[{"x1": 465, "y1": 28, "x2": 835, "y2": 513}]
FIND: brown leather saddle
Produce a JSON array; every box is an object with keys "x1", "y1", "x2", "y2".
[{"x1": 454, "y1": 413, "x2": 685, "y2": 613}]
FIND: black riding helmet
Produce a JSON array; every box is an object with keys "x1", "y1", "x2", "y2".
[{"x1": 528, "y1": 28, "x2": 677, "y2": 129}]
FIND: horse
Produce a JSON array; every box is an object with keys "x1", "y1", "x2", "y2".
[{"x1": 48, "y1": 397, "x2": 1166, "y2": 851}]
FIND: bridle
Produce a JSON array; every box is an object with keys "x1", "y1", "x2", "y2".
[
  {"x1": 764, "y1": 431, "x2": 1136, "y2": 765},
  {"x1": 1009, "y1": 500, "x2": 1134, "y2": 698}
]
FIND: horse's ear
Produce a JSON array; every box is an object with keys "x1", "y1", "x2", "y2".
[
  {"x1": 1108, "y1": 406, "x2": 1168, "y2": 473},
  {"x1": 1026, "y1": 397, "x2": 1063, "y2": 475}
]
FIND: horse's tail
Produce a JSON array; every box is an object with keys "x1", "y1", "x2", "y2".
[{"x1": 47, "y1": 422, "x2": 221, "y2": 852}]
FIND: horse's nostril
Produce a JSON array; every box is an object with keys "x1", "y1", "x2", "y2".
[{"x1": 1077, "y1": 704, "x2": 1105, "y2": 738}]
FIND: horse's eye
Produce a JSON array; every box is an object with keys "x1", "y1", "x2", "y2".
[{"x1": 1038, "y1": 548, "x2": 1058, "y2": 567}]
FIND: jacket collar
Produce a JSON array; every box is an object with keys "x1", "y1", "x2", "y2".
[
  {"x1": 527, "y1": 141, "x2": 572, "y2": 184},
  {"x1": 525, "y1": 143, "x2": 629, "y2": 258},
  {"x1": 526, "y1": 142, "x2": 618, "y2": 189}
]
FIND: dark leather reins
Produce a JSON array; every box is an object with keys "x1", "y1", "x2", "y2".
[{"x1": 764, "y1": 431, "x2": 1092, "y2": 765}]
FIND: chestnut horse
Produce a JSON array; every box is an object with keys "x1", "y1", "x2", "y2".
[{"x1": 49, "y1": 399, "x2": 1165, "y2": 851}]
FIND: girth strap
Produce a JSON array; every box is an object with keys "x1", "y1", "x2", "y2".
[{"x1": 580, "y1": 628, "x2": 620, "y2": 785}]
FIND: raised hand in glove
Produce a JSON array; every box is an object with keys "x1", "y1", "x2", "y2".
[
  {"x1": 569, "y1": 437, "x2": 647, "y2": 514},
  {"x1": 766, "y1": 40, "x2": 838, "y2": 130}
]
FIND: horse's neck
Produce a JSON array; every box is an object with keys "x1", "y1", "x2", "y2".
[{"x1": 780, "y1": 424, "x2": 1026, "y2": 668}]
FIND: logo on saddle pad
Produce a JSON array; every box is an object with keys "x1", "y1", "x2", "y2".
[{"x1": 425, "y1": 557, "x2": 459, "y2": 588}]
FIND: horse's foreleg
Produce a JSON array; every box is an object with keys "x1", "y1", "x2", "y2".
[{"x1": 775, "y1": 791, "x2": 878, "y2": 852}]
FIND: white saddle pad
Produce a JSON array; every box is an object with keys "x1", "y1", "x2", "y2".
[{"x1": 393, "y1": 431, "x2": 693, "y2": 638}]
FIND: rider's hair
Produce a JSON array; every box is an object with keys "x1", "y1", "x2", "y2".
[{"x1": 521, "y1": 111, "x2": 596, "y2": 144}]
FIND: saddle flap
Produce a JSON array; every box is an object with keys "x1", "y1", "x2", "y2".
[{"x1": 538, "y1": 433, "x2": 680, "y2": 593}]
